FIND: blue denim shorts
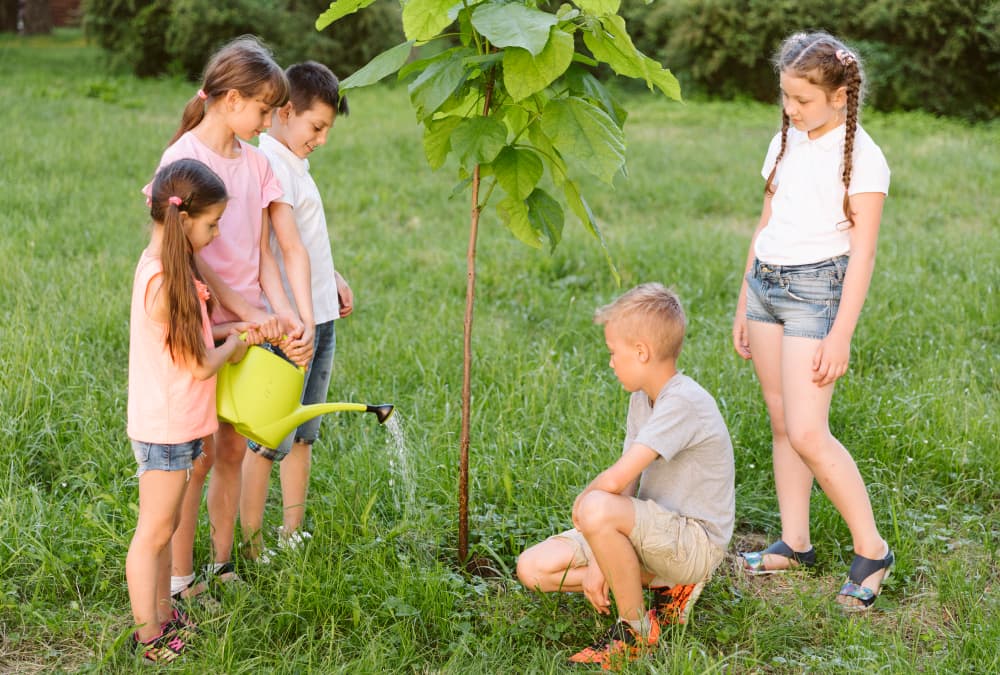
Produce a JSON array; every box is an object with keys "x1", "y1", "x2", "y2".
[
  {"x1": 745, "y1": 256, "x2": 847, "y2": 339},
  {"x1": 247, "y1": 320, "x2": 336, "y2": 462},
  {"x1": 131, "y1": 438, "x2": 203, "y2": 477}
]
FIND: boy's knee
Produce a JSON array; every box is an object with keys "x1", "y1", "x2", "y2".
[
  {"x1": 516, "y1": 547, "x2": 542, "y2": 589},
  {"x1": 574, "y1": 491, "x2": 617, "y2": 534}
]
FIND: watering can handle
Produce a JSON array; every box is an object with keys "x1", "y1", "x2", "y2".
[{"x1": 237, "y1": 332, "x2": 305, "y2": 372}]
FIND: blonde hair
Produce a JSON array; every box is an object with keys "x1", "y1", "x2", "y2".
[
  {"x1": 765, "y1": 31, "x2": 866, "y2": 227},
  {"x1": 169, "y1": 35, "x2": 289, "y2": 147},
  {"x1": 594, "y1": 283, "x2": 686, "y2": 360}
]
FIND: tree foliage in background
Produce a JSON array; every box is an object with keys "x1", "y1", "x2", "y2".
[
  {"x1": 623, "y1": 0, "x2": 999, "y2": 121},
  {"x1": 82, "y1": 0, "x2": 402, "y2": 79},
  {"x1": 316, "y1": 0, "x2": 681, "y2": 563}
]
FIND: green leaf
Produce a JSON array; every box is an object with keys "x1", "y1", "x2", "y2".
[
  {"x1": 526, "y1": 188, "x2": 564, "y2": 250},
  {"x1": 341, "y1": 41, "x2": 415, "y2": 91},
  {"x1": 573, "y1": 0, "x2": 620, "y2": 15},
  {"x1": 503, "y1": 28, "x2": 574, "y2": 102},
  {"x1": 408, "y1": 54, "x2": 470, "y2": 121},
  {"x1": 583, "y1": 16, "x2": 681, "y2": 100},
  {"x1": 497, "y1": 196, "x2": 541, "y2": 249},
  {"x1": 564, "y1": 67, "x2": 627, "y2": 127},
  {"x1": 471, "y1": 3, "x2": 558, "y2": 55},
  {"x1": 541, "y1": 97, "x2": 625, "y2": 183},
  {"x1": 316, "y1": 0, "x2": 377, "y2": 30},
  {"x1": 450, "y1": 116, "x2": 508, "y2": 166},
  {"x1": 562, "y1": 179, "x2": 620, "y2": 283},
  {"x1": 492, "y1": 146, "x2": 543, "y2": 199},
  {"x1": 403, "y1": 0, "x2": 458, "y2": 41},
  {"x1": 423, "y1": 116, "x2": 463, "y2": 169}
]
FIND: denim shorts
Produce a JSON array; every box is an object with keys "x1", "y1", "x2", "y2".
[
  {"x1": 745, "y1": 256, "x2": 847, "y2": 339},
  {"x1": 247, "y1": 320, "x2": 336, "y2": 462},
  {"x1": 131, "y1": 438, "x2": 203, "y2": 477}
]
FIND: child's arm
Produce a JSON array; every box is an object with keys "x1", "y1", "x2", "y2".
[
  {"x1": 811, "y1": 191, "x2": 885, "y2": 387},
  {"x1": 571, "y1": 444, "x2": 658, "y2": 527},
  {"x1": 195, "y1": 255, "x2": 281, "y2": 341},
  {"x1": 732, "y1": 193, "x2": 773, "y2": 360},
  {"x1": 257, "y1": 208, "x2": 309, "y2": 365},
  {"x1": 268, "y1": 201, "x2": 316, "y2": 360}
]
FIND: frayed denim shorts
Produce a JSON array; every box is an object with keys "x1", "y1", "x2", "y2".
[
  {"x1": 247, "y1": 320, "x2": 336, "y2": 462},
  {"x1": 745, "y1": 255, "x2": 847, "y2": 339},
  {"x1": 131, "y1": 438, "x2": 203, "y2": 477}
]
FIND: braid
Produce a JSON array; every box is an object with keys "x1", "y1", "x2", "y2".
[
  {"x1": 840, "y1": 65, "x2": 862, "y2": 227},
  {"x1": 764, "y1": 111, "x2": 790, "y2": 197}
]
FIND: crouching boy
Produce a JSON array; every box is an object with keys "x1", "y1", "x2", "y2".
[{"x1": 516, "y1": 283, "x2": 735, "y2": 668}]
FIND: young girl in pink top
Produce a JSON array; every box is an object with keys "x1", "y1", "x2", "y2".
[
  {"x1": 145, "y1": 36, "x2": 316, "y2": 600},
  {"x1": 127, "y1": 159, "x2": 252, "y2": 663}
]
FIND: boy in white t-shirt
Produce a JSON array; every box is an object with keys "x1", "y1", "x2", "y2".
[{"x1": 240, "y1": 61, "x2": 354, "y2": 558}]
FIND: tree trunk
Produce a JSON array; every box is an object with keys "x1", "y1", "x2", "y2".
[
  {"x1": 458, "y1": 72, "x2": 495, "y2": 566},
  {"x1": 0, "y1": 0, "x2": 18, "y2": 32},
  {"x1": 22, "y1": 0, "x2": 52, "y2": 35}
]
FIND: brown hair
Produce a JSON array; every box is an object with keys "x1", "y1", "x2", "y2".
[
  {"x1": 149, "y1": 159, "x2": 228, "y2": 365},
  {"x1": 169, "y1": 35, "x2": 290, "y2": 146},
  {"x1": 286, "y1": 61, "x2": 349, "y2": 117},
  {"x1": 764, "y1": 32, "x2": 865, "y2": 227},
  {"x1": 593, "y1": 283, "x2": 686, "y2": 361}
]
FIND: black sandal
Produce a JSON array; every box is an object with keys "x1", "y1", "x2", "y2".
[
  {"x1": 739, "y1": 540, "x2": 817, "y2": 575},
  {"x1": 837, "y1": 547, "x2": 894, "y2": 612}
]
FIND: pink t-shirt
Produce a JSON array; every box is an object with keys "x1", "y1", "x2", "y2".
[
  {"x1": 144, "y1": 132, "x2": 283, "y2": 323},
  {"x1": 128, "y1": 249, "x2": 218, "y2": 443}
]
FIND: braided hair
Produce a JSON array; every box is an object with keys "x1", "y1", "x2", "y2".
[{"x1": 764, "y1": 32, "x2": 866, "y2": 227}]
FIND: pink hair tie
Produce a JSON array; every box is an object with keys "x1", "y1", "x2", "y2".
[
  {"x1": 168, "y1": 196, "x2": 183, "y2": 206},
  {"x1": 836, "y1": 49, "x2": 856, "y2": 67},
  {"x1": 197, "y1": 89, "x2": 208, "y2": 100}
]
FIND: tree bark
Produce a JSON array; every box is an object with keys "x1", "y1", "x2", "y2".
[
  {"x1": 0, "y1": 0, "x2": 18, "y2": 33},
  {"x1": 22, "y1": 0, "x2": 52, "y2": 35}
]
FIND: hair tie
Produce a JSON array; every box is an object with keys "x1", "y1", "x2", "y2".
[
  {"x1": 168, "y1": 196, "x2": 183, "y2": 206},
  {"x1": 197, "y1": 89, "x2": 208, "y2": 100},
  {"x1": 835, "y1": 49, "x2": 856, "y2": 67}
]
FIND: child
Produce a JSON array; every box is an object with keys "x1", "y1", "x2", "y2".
[
  {"x1": 144, "y1": 35, "x2": 315, "y2": 601},
  {"x1": 731, "y1": 32, "x2": 893, "y2": 611},
  {"x1": 240, "y1": 61, "x2": 354, "y2": 560},
  {"x1": 517, "y1": 284, "x2": 734, "y2": 668},
  {"x1": 126, "y1": 159, "x2": 253, "y2": 662}
]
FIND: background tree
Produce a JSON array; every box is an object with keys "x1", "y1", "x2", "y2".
[
  {"x1": 22, "y1": 0, "x2": 52, "y2": 34},
  {"x1": 318, "y1": 0, "x2": 680, "y2": 565}
]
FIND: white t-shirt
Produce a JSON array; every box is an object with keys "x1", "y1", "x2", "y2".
[
  {"x1": 258, "y1": 133, "x2": 340, "y2": 324},
  {"x1": 755, "y1": 123, "x2": 890, "y2": 265}
]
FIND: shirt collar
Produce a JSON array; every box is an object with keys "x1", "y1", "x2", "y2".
[
  {"x1": 259, "y1": 132, "x2": 309, "y2": 176},
  {"x1": 788, "y1": 123, "x2": 847, "y2": 152}
]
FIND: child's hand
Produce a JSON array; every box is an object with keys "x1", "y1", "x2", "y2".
[
  {"x1": 582, "y1": 565, "x2": 611, "y2": 615},
  {"x1": 336, "y1": 272, "x2": 354, "y2": 318},
  {"x1": 247, "y1": 309, "x2": 282, "y2": 342},
  {"x1": 281, "y1": 323, "x2": 315, "y2": 368},
  {"x1": 225, "y1": 331, "x2": 250, "y2": 363},
  {"x1": 812, "y1": 332, "x2": 851, "y2": 386},
  {"x1": 732, "y1": 313, "x2": 751, "y2": 360}
]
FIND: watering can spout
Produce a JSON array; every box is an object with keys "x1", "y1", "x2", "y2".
[{"x1": 368, "y1": 403, "x2": 395, "y2": 424}]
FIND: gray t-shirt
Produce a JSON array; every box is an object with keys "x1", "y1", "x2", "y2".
[{"x1": 625, "y1": 373, "x2": 735, "y2": 549}]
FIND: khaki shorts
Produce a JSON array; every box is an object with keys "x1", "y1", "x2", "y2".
[{"x1": 552, "y1": 498, "x2": 725, "y2": 587}]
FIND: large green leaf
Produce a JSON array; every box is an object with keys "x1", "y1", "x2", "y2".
[
  {"x1": 403, "y1": 0, "x2": 458, "y2": 41},
  {"x1": 408, "y1": 54, "x2": 470, "y2": 121},
  {"x1": 423, "y1": 116, "x2": 463, "y2": 169},
  {"x1": 470, "y1": 3, "x2": 558, "y2": 55},
  {"x1": 562, "y1": 179, "x2": 620, "y2": 283},
  {"x1": 540, "y1": 97, "x2": 625, "y2": 184},
  {"x1": 573, "y1": 0, "x2": 620, "y2": 15},
  {"x1": 496, "y1": 188, "x2": 564, "y2": 250},
  {"x1": 492, "y1": 146, "x2": 543, "y2": 200},
  {"x1": 316, "y1": 0, "x2": 377, "y2": 30},
  {"x1": 503, "y1": 28, "x2": 574, "y2": 102},
  {"x1": 583, "y1": 16, "x2": 680, "y2": 100},
  {"x1": 340, "y1": 41, "x2": 415, "y2": 91},
  {"x1": 450, "y1": 116, "x2": 507, "y2": 166}
]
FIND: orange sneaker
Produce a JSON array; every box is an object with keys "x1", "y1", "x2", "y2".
[
  {"x1": 568, "y1": 611, "x2": 660, "y2": 669},
  {"x1": 650, "y1": 581, "x2": 704, "y2": 625}
]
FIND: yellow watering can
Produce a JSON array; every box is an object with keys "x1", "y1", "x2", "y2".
[{"x1": 217, "y1": 344, "x2": 394, "y2": 448}]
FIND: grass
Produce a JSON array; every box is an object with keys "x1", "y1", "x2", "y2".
[{"x1": 1, "y1": 30, "x2": 998, "y2": 673}]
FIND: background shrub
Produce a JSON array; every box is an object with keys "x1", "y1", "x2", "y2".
[
  {"x1": 622, "y1": 0, "x2": 999, "y2": 121},
  {"x1": 83, "y1": 0, "x2": 403, "y2": 80}
]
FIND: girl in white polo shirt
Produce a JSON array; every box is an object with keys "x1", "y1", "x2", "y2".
[{"x1": 731, "y1": 32, "x2": 893, "y2": 612}]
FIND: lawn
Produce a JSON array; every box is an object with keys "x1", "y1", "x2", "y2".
[{"x1": 0, "y1": 31, "x2": 997, "y2": 673}]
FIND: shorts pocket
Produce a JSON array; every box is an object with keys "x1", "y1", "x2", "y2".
[
  {"x1": 132, "y1": 441, "x2": 151, "y2": 465},
  {"x1": 784, "y1": 274, "x2": 835, "y2": 305}
]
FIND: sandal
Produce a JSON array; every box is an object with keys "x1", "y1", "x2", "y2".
[
  {"x1": 739, "y1": 540, "x2": 817, "y2": 575},
  {"x1": 837, "y1": 547, "x2": 894, "y2": 612}
]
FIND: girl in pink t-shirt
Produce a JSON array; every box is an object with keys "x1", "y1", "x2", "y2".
[
  {"x1": 127, "y1": 159, "x2": 253, "y2": 663},
  {"x1": 146, "y1": 36, "x2": 315, "y2": 603}
]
